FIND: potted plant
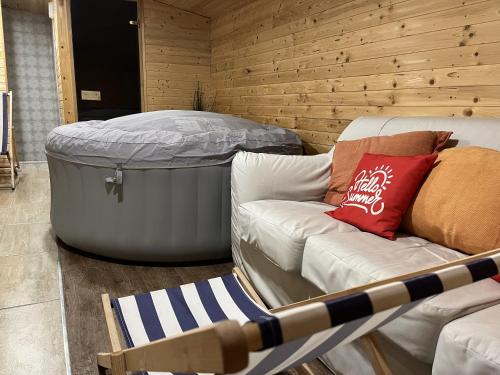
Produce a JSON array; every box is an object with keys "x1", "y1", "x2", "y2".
[{"x1": 193, "y1": 81, "x2": 215, "y2": 112}]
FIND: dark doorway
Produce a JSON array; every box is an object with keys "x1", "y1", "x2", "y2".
[{"x1": 71, "y1": 0, "x2": 141, "y2": 121}]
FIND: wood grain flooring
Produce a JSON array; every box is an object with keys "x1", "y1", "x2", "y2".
[
  {"x1": 59, "y1": 245, "x2": 234, "y2": 374},
  {"x1": 59, "y1": 245, "x2": 333, "y2": 375}
]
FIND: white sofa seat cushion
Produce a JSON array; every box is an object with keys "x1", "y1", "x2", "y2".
[
  {"x1": 302, "y1": 232, "x2": 464, "y2": 292},
  {"x1": 238, "y1": 200, "x2": 358, "y2": 273},
  {"x1": 433, "y1": 303, "x2": 500, "y2": 374},
  {"x1": 302, "y1": 232, "x2": 500, "y2": 363}
]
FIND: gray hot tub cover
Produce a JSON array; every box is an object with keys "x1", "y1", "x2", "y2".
[{"x1": 45, "y1": 111, "x2": 303, "y2": 168}]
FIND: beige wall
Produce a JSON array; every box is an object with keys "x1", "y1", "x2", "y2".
[
  {"x1": 211, "y1": 0, "x2": 500, "y2": 153},
  {"x1": 141, "y1": 0, "x2": 211, "y2": 112}
]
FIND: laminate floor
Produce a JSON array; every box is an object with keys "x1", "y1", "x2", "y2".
[
  {"x1": 59, "y1": 246, "x2": 332, "y2": 375},
  {"x1": 59, "y1": 246, "x2": 234, "y2": 374}
]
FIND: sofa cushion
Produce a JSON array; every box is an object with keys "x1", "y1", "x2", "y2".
[
  {"x1": 302, "y1": 232, "x2": 500, "y2": 363},
  {"x1": 238, "y1": 200, "x2": 358, "y2": 273},
  {"x1": 302, "y1": 231, "x2": 464, "y2": 292},
  {"x1": 324, "y1": 130, "x2": 452, "y2": 206},
  {"x1": 433, "y1": 303, "x2": 500, "y2": 374}
]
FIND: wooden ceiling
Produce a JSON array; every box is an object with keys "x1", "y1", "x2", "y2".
[
  {"x1": 1, "y1": 0, "x2": 247, "y2": 18},
  {"x1": 154, "y1": 0, "x2": 249, "y2": 18},
  {"x1": 2, "y1": 0, "x2": 50, "y2": 15}
]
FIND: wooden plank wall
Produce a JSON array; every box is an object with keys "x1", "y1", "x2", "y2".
[
  {"x1": 141, "y1": 0, "x2": 211, "y2": 112},
  {"x1": 210, "y1": 0, "x2": 500, "y2": 153}
]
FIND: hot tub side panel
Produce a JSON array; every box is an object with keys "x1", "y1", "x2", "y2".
[{"x1": 47, "y1": 155, "x2": 232, "y2": 262}]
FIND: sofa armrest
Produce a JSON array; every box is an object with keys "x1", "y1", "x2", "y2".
[
  {"x1": 231, "y1": 150, "x2": 333, "y2": 205},
  {"x1": 230, "y1": 150, "x2": 333, "y2": 268}
]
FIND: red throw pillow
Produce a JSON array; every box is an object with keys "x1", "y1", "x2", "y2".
[
  {"x1": 493, "y1": 275, "x2": 500, "y2": 283},
  {"x1": 326, "y1": 153, "x2": 438, "y2": 240}
]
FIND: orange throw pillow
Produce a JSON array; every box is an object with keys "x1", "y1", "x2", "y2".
[
  {"x1": 324, "y1": 131, "x2": 452, "y2": 206},
  {"x1": 401, "y1": 147, "x2": 500, "y2": 255}
]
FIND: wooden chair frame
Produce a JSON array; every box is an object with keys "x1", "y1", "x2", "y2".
[
  {"x1": 0, "y1": 91, "x2": 20, "y2": 190},
  {"x1": 97, "y1": 248, "x2": 500, "y2": 375},
  {"x1": 97, "y1": 268, "x2": 392, "y2": 375}
]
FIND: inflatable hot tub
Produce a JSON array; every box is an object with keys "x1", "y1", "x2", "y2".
[{"x1": 46, "y1": 111, "x2": 302, "y2": 262}]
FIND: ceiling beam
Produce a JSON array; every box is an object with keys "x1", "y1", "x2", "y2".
[
  {"x1": 2, "y1": 0, "x2": 50, "y2": 15},
  {"x1": 151, "y1": 0, "x2": 250, "y2": 18}
]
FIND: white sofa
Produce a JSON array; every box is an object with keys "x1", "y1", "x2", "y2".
[{"x1": 231, "y1": 116, "x2": 500, "y2": 374}]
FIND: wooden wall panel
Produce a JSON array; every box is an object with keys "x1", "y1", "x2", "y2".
[
  {"x1": 210, "y1": 0, "x2": 500, "y2": 153},
  {"x1": 140, "y1": 0, "x2": 211, "y2": 112}
]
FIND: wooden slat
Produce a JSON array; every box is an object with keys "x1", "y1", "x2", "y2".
[
  {"x1": 101, "y1": 294, "x2": 122, "y2": 353},
  {"x1": 217, "y1": 85, "x2": 500, "y2": 107},
  {"x1": 217, "y1": 104, "x2": 500, "y2": 118},
  {"x1": 147, "y1": 96, "x2": 196, "y2": 106},
  {"x1": 233, "y1": 267, "x2": 267, "y2": 309}
]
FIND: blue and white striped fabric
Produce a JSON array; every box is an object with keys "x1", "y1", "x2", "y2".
[
  {"x1": 112, "y1": 252, "x2": 500, "y2": 374},
  {"x1": 0, "y1": 92, "x2": 8, "y2": 155},
  {"x1": 112, "y1": 274, "x2": 272, "y2": 375},
  {"x1": 112, "y1": 275, "x2": 420, "y2": 375}
]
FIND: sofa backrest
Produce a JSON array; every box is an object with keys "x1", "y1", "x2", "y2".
[{"x1": 338, "y1": 117, "x2": 500, "y2": 150}]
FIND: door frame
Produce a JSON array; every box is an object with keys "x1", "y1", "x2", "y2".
[
  {"x1": 137, "y1": 0, "x2": 146, "y2": 112},
  {"x1": 50, "y1": 0, "x2": 146, "y2": 123},
  {"x1": 49, "y1": 0, "x2": 78, "y2": 124}
]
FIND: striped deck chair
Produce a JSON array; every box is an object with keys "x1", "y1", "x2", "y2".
[
  {"x1": 97, "y1": 248, "x2": 500, "y2": 375},
  {"x1": 0, "y1": 91, "x2": 19, "y2": 189}
]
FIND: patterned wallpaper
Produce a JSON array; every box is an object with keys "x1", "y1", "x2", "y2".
[{"x1": 3, "y1": 8, "x2": 60, "y2": 161}]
